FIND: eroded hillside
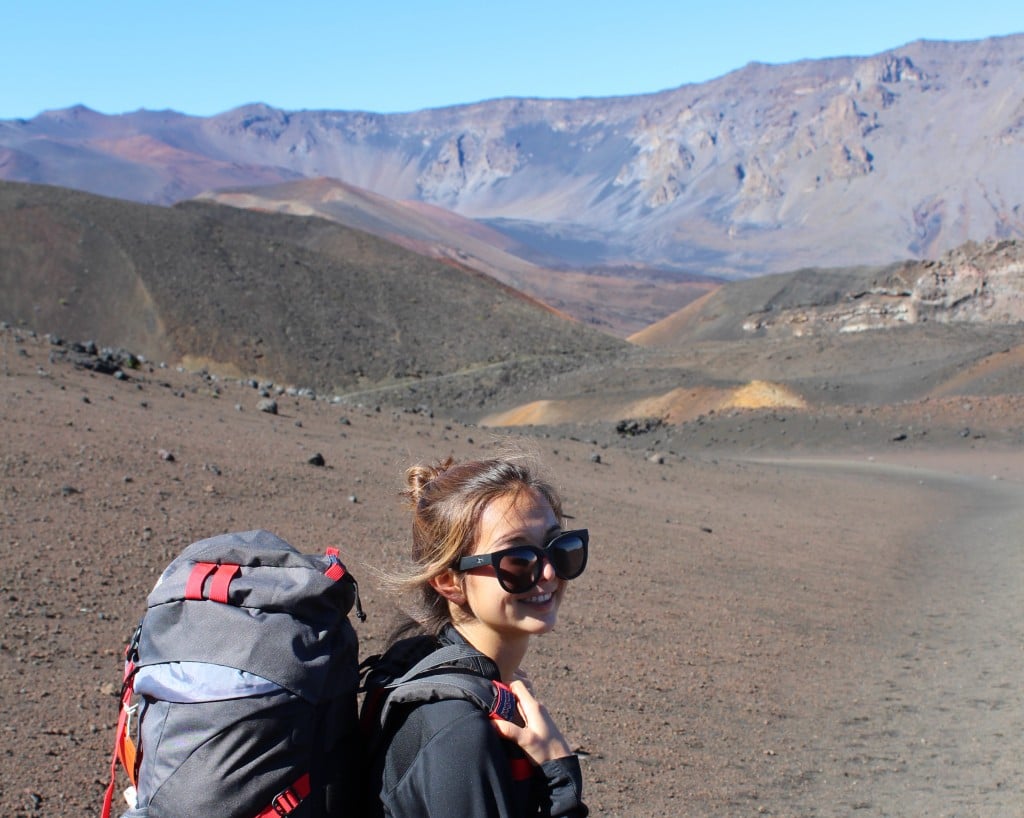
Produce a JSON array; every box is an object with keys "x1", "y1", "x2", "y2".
[{"x1": 0, "y1": 181, "x2": 624, "y2": 398}]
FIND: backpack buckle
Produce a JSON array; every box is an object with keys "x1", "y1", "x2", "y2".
[
  {"x1": 268, "y1": 773, "x2": 311, "y2": 817},
  {"x1": 271, "y1": 788, "x2": 301, "y2": 817}
]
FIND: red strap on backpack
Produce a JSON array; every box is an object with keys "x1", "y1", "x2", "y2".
[
  {"x1": 487, "y1": 681, "x2": 535, "y2": 781},
  {"x1": 101, "y1": 639, "x2": 141, "y2": 818},
  {"x1": 185, "y1": 562, "x2": 218, "y2": 600},
  {"x1": 487, "y1": 680, "x2": 518, "y2": 722},
  {"x1": 253, "y1": 773, "x2": 311, "y2": 818},
  {"x1": 208, "y1": 563, "x2": 240, "y2": 603},
  {"x1": 509, "y1": 758, "x2": 534, "y2": 782},
  {"x1": 186, "y1": 562, "x2": 240, "y2": 603},
  {"x1": 324, "y1": 547, "x2": 346, "y2": 581},
  {"x1": 326, "y1": 548, "x2": 366, "y2": 621}
]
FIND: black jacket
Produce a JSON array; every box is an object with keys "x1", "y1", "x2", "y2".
[{"x1": 361, "y1": 626, "x2": 588, "y2": 818}]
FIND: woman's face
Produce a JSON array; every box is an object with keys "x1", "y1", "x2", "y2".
[{"x1": 458, "y1": 488, "x2": 565, "y2": 643}]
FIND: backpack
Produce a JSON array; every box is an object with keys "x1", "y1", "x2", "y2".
[
  {"x1": 101, "y1": 530, "x2": 365, "y2": 818},
  {"x1": 102, "y1": 530, "x2": 517, "y2": 818}
]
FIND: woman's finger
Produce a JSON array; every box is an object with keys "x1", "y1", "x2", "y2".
[
  {"x1": 508, "y1": 679, "x2": 541, "y2": 722},
  {"x1": 490, "y1": 716, "x2": 521, "y2": 743}
]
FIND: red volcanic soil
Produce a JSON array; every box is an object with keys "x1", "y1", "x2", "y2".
[{"x1": 2, "y1": 328, "x2": 1022, "y2": 817}]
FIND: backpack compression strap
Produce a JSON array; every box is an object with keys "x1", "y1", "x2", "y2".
[{"x1": 101, "y1": 626, "x2": 142, "y2": 818}]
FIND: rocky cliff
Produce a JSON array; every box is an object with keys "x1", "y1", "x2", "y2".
[{"x1": 741, "y1": 240, "x2": 1024, "y2": 336}]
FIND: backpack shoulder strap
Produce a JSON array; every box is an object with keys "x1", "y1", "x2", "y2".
[
  {"x1": 378, "y1": 670, "x2": 519, "y2": 737},
  {"x1": 367, "y1": 650, "x2": 525, "y2": 786},
  {"x1": 375, "y1": 644, "x2": 519, "y2": 728},
  {"x1": 387, "y1": 643, "x2": 489, "y2": 686}
]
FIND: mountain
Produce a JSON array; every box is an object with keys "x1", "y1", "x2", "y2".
[
  {"x1": 1, "y1": 36, "x2": 1022, "y2": 277},
  {"x1": 0, "y1": 180, "x2": 623, "y2": 401}
]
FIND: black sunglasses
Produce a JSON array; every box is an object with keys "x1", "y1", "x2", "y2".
[{"x1": 454, "y1": 529, "x2": 589, "y2": 594}]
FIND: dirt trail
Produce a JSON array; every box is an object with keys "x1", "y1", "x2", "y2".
[{"x1": 751, "y1": 458, "x2": 1024, "y2": 817}]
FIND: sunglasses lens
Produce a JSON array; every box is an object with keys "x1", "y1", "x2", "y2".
[
  {"x1": 496, "y1": 548, "x2": 542, "y2": 593},
  {"x1": 550, "y1": 532, "x2": 587, "y2": 579}
]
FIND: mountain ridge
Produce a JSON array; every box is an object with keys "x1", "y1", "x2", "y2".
[{"x1": 2, "y1": 35, "x2": 1022, "y2": 276}]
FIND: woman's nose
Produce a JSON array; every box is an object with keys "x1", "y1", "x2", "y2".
[{"x1": 539, "y1": 556, "x2": 558, "y2": 581}]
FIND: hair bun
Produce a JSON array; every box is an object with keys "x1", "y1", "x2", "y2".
[{"x1": 404, "y1": 456, "x2": 456, "y2": 504}]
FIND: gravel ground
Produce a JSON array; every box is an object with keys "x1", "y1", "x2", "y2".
[{"x1": 2, "y1": 328, "x2": 1022, "y2": 817}]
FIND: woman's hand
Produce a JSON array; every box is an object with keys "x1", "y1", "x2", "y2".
[{"x1": 490, "y1": 676, "x2": 574, "y2": 765}]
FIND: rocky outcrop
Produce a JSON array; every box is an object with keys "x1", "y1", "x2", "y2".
[
  {"x1": 417, "y1": 132, "x2": 522, "y2": 202},
  {"x1": 912, "y1": 240, "x2": 1024, "y2": 324},
  {"x1": 742, "y1": 240, "x2": 1024, "y2": 335}
]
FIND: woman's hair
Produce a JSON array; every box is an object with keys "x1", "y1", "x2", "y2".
[{"x1": 393, "y1": 454, "x2": 564, "y2": 637}]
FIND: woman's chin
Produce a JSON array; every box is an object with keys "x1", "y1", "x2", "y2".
[{"x1": 514, "y1": 595, "x2": 560, "y2": 629}]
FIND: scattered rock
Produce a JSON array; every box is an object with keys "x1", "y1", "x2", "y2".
[
  {"x1": 616, "y1": 417, "x2": 664, "y2": 436},
  {"x1": 257, "y1": 398, "x2": 278, "y2": 415},
  {"x1": 158, "y1": 449, "x2": 175, "y2": 462},
  {"x1": 308, "y1": 453, "x2": 326, "y2": 467}
]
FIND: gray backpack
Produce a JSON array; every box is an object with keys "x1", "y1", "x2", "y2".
[
  {"x1": 102, "y1": 530, "x2": 365, "y2": 818},
  {"x1": 101, "y1": 530, "x2": 517, "y2": 818}
]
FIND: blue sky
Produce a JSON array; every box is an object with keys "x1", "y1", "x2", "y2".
[{"x1": 3, "y1": 0, "x2": 1023, "y2": 119}]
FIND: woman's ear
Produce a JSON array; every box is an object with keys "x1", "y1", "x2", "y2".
[{"x1": 430, "y1": 569, "x2": 467, "y2": 605}]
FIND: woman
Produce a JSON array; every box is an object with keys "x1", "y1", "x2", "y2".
[{"x1": 362, "y1": 455, "x2": 589, "y2": 817}]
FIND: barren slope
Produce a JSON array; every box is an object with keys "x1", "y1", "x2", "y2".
[
  {"x1": 198, "y1": 177, "x2": 716, "y2": 336},
  {"x1": 474, "y1": 241, "x2": 1023, "y2": 431},
  {"x1": 0, "y1": 180, "x2": 624, "y2": 396}
]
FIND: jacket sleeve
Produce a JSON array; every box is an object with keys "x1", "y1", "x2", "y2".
[
  {"x1": 539, "y1": 756, "x2": 588, "y2": 818},
  {"x1": 380, "y1": 699, "x2": 587, "y2": 817}
]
